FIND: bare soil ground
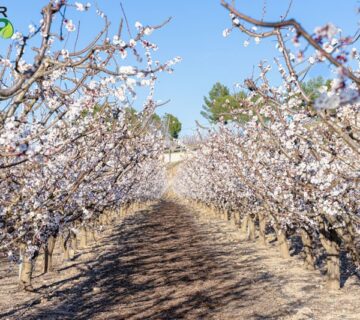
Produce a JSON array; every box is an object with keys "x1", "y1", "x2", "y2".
[{"x1": 0, "y1": 200, "x2": 359, "y2": 320}]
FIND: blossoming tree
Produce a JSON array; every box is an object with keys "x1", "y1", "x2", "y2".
[
  {"x1": 0, "y1": 0, "x2": 180, "y2": 290},
  {"x1": 175, "y1": 1, "x2": 359, "y2": 290}
]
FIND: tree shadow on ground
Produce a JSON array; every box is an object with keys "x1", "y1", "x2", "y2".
[{"x1": 13, "y1": 200, "x2": 302, "y2": 319}]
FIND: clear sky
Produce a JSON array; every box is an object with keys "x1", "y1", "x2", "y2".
[{"x1": 3, "y1": 1, "x2": 359, "y2": 136}]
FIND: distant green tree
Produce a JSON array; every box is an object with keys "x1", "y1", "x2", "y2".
[
  {"x1": 81, "y1": 102, "x2": 104, "y2": 118},
  {"x1": 201, "y1": 82, "x2": 248, "y2": 124},
  {"x1": 232, "y1": 91, "x2": 250, "y2": 123},
  {"x1": 301, "y1": 76, "x2": 331, "y2": 102},
  {"x1": 124, "y1": 106, "x2": 139, "y2": 125},
  {"x1": 163, "y1": 113, "x2": 182, "y2": 139},
  {"x1": 150, "y1": 113, "x2": 162, "y2": 129}
]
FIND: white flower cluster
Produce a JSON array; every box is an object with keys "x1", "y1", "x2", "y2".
[
  {"x1": 163, "y1": 0, "x2": 360, "y2": 289},
  {"x1": 175, "y1": 92, "x2": 359, "y2": 270}
]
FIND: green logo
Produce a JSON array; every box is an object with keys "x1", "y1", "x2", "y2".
[
  {"x1": 0, "y1": 18, "x2": 14, "y2": 39},
  {"x1": 0, "y1": 6, "x2": 13, "y2": 39}
]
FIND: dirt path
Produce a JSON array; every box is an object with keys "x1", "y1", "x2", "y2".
[{"x1": 0, "y1": 200, "x2": 359, "y2": 319}]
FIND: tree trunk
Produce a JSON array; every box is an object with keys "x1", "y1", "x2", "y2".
[
  {"x1": 235, "y1": 212, "x2": 240, "y2": 226},
  {"x1": 71, "y1": 231, "x2": 77, "y2": 251},
  {"x1": 86, "y1": 228, "x2": 93, "y2": 243},
  {"x1": 43, "y1": 236, "x2": 56, "y2": 273},
  {"x1": 248, "y1": 216, "x2": 256, "y2": 240},
  {"x1": 241, "y1": 215, "x2": 249, "y2": 235},
  {"x1": 20, "y1": 258, "x2": 34, "y2": 291},
  {"x1": 60, "y1": 236, "x2": 70, "y2": 261},
  {"x1": 232, "y1": 212, "x2": 239, "y2": 226},
  {"x1": 19, "y1": 244, "x2": 34, "y2": 291},
  {"x1": 327, "y1": 248, "x2": 340, "y2": 290},
  {"x1": 19, "y1": 244, "x2": 25, "y2": 282},
  {"x1": 258, "y1": 213, "x2": 267, "y2": 245},
  {"x1": 89, "y1": 229, "x2": 96, "y2": 242},
  {"x1": 63, "y1": 244, "x2": 70, "y2": 260},
  {"x1": 300, "y1": 228, "x2": 315, "y2": 270},
  {"x1": 277, "y1": 228, "x2": 290, "y2": 258},
  {"x1": 320, "y1": 231, "x2": 341, "y2": 290},
  {"x1": 79, "y1": 226, "x2": 87, "y2": 248}
]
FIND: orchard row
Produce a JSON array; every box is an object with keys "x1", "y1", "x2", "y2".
[
  {"x1": 175, "y1": 2, "x2": 360, "y2": 290},
  {"x1": 0, "y1": 1, "x2": 176, "y2": 290}
]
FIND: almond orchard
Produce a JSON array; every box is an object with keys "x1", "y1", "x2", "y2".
[
  {"x1": 0, "y1": 0, "x2": 180, "y2": 290},
  {"x1": 0, "y1": 1, "x2": 359, "y2": 319},
  {"x1": 175, "y1": 1, "x2": 359, "y2": 291}
]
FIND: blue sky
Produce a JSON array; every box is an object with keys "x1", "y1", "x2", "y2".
[{"x1": 2, "y1": 1, "x2": 359, "y2": 136}]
